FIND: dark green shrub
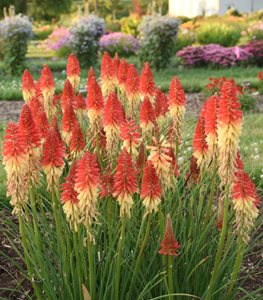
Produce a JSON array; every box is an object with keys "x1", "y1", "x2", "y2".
[
  {"x1": 139, "y1": 15, "x2": 179, "y2": 71},
  {"x1": 0, "y1": 14, "x2": 33, "y2": 75}
]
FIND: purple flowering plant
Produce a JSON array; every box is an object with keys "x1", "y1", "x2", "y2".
[{"x1": 99, "y1": 32, "x2": 140, "y2": 57}]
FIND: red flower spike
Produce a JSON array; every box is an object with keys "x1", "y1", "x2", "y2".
[
  {"x1": 75, "y1": 93, "x2": 86, "y2": 110},
  {"x1": 39, "y1": 64, "x2": 55, "y2": 92},
  {"x1": 70, "y1": 120, "x2": 85, "y2": 157},
  {"x1": 35, "y1": 110, "x2": 49, "y2": 140},
  {"x1": 113, "y1": 148, "x2": 138, "y2": 218},
  {"x1": 86, "y1": 67, "x2": 96, "y2": 93},
  {"x1": 100, "y1": 167, "x2": 114, "y2": 199},
  {"x1": 104, "y1": 92, "x2": 125, "y2": 153},
  {"x1": 67, "y1": 53, "x2": 80, "y2": 76},
  {"x1": 52, "y1": 116, "x2": 62, "y2": 143},
  {"x1": 113, "y1": 53, "x2": 120, "y2": 81},
  {"x1": 22, "y1": 70, "x2": 35, "y2": 103},
  {"x1": 159, "y1": 214, "x2": 180, "y2": 256},
  {"x1": 204, "y1": 95, "x2": 219, "y2": 157},
  {"x1": 87, "y1": 76, "x2": 104, "y2": 128},
  {"x1": 137, "y1": 143, "x2": 147, "y2": 174},
  {"x1": 232, "y1": 156, "x2": 259, "y2": 243},
  {"x1": 75, "y1": 151, "x2": 100, "y2": 233},
  {"x1": 29, "y1": 96, "x2": 43, "y2": 120},
  {"x1": 3, "y1": 122, "x2": 27, "y2": 165},
  {"x1": 140, "y1": 160, "x2": 162, "y2": 214},
  {"x1": 120, "y1": 120, "x2": 141, "y2": 157},
  {"x1": 2, "y1": 123, "x2": 28, "y2": 212},
  {"x1": 140, "y1": 62, "x2": 155, "y2": 101},
  {"x1": 62, "y1": 102, "x2": 77, "y2": 145},
  {"x1": 140, "y1": 97, "x2": 156, "y2": 133},
  {"x1": 187, "y1": 156, "x2": 200, "y2": 184},
  {"x1": 100, "y1": 52, "x2": 115, "y2": 97},
  {"x1": 61, "y1": 161, "x2": 80, "y2": 231},
  {"x1": 61, "y1": 79, "x2": 75, "y2": 111},
  {"x1": 168, "y1": 77, "x2": 186, "y2": 131},
  {"x1": 42, "y1": 127, "x2": 66, "y2": 190},
  {"x1": 193, "y1": 106, "x2": 208, "y2": 170},
  {"x1": 19, "y1": 104, "x2": 41, "y2": 150},
  {"x1": 118, "y1": 58, "x2": 129, "y2": 92},
  {"x1": 155, "y1": 88, "x2": 168, "y2": 119},
  {"x1": 125, "y1": 64, "x2": 140, "y2": 115},
  {"x1": 217, "y1": 80, "x2": 243, "y2": 184}
]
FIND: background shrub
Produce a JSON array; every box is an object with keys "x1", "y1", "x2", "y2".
[
  {"x1": 0, "y1": 14, "x2": 33, "y2": 75},
  {"x1": 33, "y1": 24, "x2": 54, "y2": 40},
  {"x1": 70, "y1": 15, "x2": 105, "y2": 67},
  {"x1": 242, "y1": 21, "x2": 263, "y2": 41},
  {"x1": 196, "y1": 23, "x2": 241, "y2": 47},
  {"x1": 139, "y1": 15, "x2": 179, "y2": 70},
  {"x1": 99, "y1": 32, "x2": 140, "y2": 57},
  {"x1": 120, "y1": 15, "x2": 141, "y2": 37},
  {"x1": 244, "y1": 40, "x2": 263, "y2": 66},
  {"x1": 174, "y1": 28, "x2": 195, "y2": 52}
]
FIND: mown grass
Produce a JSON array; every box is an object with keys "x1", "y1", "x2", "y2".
[{"x1": 0, "y1": 57, "x2": 262, "y2": 100}]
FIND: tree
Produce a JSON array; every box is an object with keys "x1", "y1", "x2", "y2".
[
  {"x1": 0, "y1": 0, "x2": 27, "y2": 17},
  {"x1": 29, "y1": 0, "x2": 73, "y2": 20}
]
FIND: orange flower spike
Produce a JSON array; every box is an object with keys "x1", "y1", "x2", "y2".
[
  {"x1": 2, "y1": 123, "x2": 28, "y2": 213},
  {"x1": 42, "y1": 127, "x2": 66, "y2": 191},
  {"x1": 159, "y1": 214, "x2": 180, "y2": 256},
  {"x1": 61, "y1": 161, "x2": 80, "y2": 231},
  {"x1": 29, "y1": 96, "x2": 43, "y2": 120},
  {"x1": 52, "y1": 116, "x2": 62, "y2": 143},
  {"x1": 100, "y1": 52, "x2": 115, "y2": 97},
  {"x1": 86, "y1": 67, "x2": 96, "y2": 94},
  {"x1": 204, "y1": 95, "x2": 219, "y2": 158},
  {"x1": 167, "y1": 147, "x2": 179, "y2": 178},
  {"x1": 75, "y1": 93, "x2": 86, "y2": 110},
  {"x1": 104, "y1": 92, "x2": 125, "y2": 154},
  {"x1": 125, "y1": 64, "x2": 140, "y2": 116},
  {"x1": 140, "y1": 160, "x2": 162, "y2": 215},
  {"x1": 120, "y1": 120, "x2": 141, "y2": 158},
  {"x1": 140, "y1": 62, "x2": 155, "y2": 102},
  {"x1": 113, "y1": 148, "x2": 138, "y2": 218},
  {"x1": 22, "y1": 69, "x2": 35, "y2": 103},
  {"x1": 70, "y1": 120, "x2": 86, "y2": 158},
  {"x1": 39, "y1": 64, "x2": 55, "y2": 117},
  {"x1": 35, "y1": 110, "x2": 49, "y2": 141},
  {"x1": 66, "y1": 53, "x2": 80, "y2": 92},
  {"x1": 61, "y1": 79, "x2": 75, "y2": 111},
  {"x1": 217, "y1": 80, "x2": 243, "y2": 184},
  {"x1": 232, "y1": 157, "x2": 259, "y2": 243},
  {"x1": 75, "y1": 151, "x2": 100, "y2": 235},
  {"x1": 62, "y1": 102, "x2": 77, "y2": 145},
  {"x1": 140, "y1": 97, "x2": 156, "y2": 137},
  {"x1": 137, "y1": 142, "x2": 147, "y2": 175},
  {"x1": 87, "y1": 76, "x2": 104, "y2": 130},
  {"x1": 118, "y1": 58, "x2": 129, "y2": 94},
  {"x1": 113, "y1": 52, "x2": 120, "y2": 84},
  {"x1": 193, "y1": 106, "x2": 209, "y2": 170},
  {"x1": 168, "y1": 77, "x2": 186, "y2": 141},
  {"x1": 187, "y1": 156, "x2": 200, "y2": 184}
]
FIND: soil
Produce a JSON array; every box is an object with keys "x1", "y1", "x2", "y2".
[{"x1": 0, "y1": 95, "x2": 262, "y2": 299}]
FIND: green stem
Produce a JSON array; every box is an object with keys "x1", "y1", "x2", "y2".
[
  {"x1": 205, "y1": 185, "x2": 230, "y2": 300},
  {"x1": 168, "y1": 255, "x2": 173, "y2": 300},
  {"x1": 225, "y1": 238, "x2": 245, "y2": 299},
  {"x1": 87, "y1": 237, "x2": 96, "y2": 300},
  {"x1": 114, "y1": 216, "x2": 126, "y2": 300},
  {"x1": 128, "y1": 214, "x2": 151, "y2": 299}
]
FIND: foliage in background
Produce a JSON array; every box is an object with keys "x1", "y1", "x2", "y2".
[
  {"x1": 29, "y1": 0, "x2": 72, "y2": 21},
  {"x1": 0, "y1": 14, "x2": 33, "y2": 75},
  {"x1": 196, "y1": 23, "x2": 241, "y2": 47},
  {"x1": 0, "y1": 0, "x2": 27, "y2": 17},
  {"x1": 244, "y1": 40, "x2": 263, "y2": 66},
  {"x1": 174, "y1": 28, "x2": 195, "y2": 52},
  {"x1": 139, "y1": 15, "x2": 179, "y2": 70},
  {"x1": 177, "y1": 44, "x2": 251, "y2": 67},
  {"x1": 120, "y1": 15, "x2": 141, "y2": 37},
  {"x1": 99, "y1": 32, "x2": 140, "y2": 57},
  {"x1": 241, "y1": 21, "x2": 263, "y2": 42},
  {"x1": 33, "y1": 23, "x2": 54, "y2": 40},
  {"x1": 70, "y1": 15, "x2": 105, "y2": 67}
]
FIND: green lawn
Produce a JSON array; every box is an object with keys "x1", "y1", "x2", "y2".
[{"x1": 0, "y1": 57, "x2": 262, "y2": 100}]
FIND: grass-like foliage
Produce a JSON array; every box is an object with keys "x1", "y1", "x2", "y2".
[{"x1": 1, "y1": 52, "x2": 261, "y2": 300}]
